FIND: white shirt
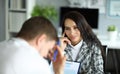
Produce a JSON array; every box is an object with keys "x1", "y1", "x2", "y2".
[
  {"x1": 71, "y1": 40, "x2": 83, "y2": 61},
  {"x1": 0, "y1": 38, "x2": 52, "y2": 74}
]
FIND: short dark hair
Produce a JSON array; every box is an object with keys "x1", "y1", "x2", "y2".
[{"x1": 16, "y1": 16, "x2": 58, "y2": 41}]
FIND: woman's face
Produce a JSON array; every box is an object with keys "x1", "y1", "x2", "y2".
[{"x1": 64, "y1": 18, "x2": 82, "y2": 45}]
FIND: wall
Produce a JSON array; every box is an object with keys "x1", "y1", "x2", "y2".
[
  {"x1": 0, "y1": 0, "x2": 5, "y2": 41},
  {"x1": 99, "y1": 14, "x2": 120, "y2": 34},
  {"x1": 0, "y1": 0, "x2": 119, "y2": 41},
  {"x1": 36, "y1": 0, "x2": 120, "y2": 35}
]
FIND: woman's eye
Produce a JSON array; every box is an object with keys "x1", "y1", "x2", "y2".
[
  {"x1": 65, "y1": 27, "x2": 70, "y2": 30},
  {"x1": 74, "y1": 27, "x2": 78, "y2": 29}
]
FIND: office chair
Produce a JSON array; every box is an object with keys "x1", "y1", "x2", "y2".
[
  {"x1": 102, "y1": 45, "x2": 108, "y2": 74},
  {"x1": 105, "y1": 49, "x2": 120, "y2": 74}
]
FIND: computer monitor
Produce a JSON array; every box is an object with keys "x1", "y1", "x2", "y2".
[{"x1": 59, "y1": 7, "x2": 99, "y2": 29}]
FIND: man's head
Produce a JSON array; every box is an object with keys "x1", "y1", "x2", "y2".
[
  {"x1": 17, "y1": 16, "x2": 58, "y2": 41},
  {"x1": 16, "y1": 16, "x2": 58, "y2": 57}
]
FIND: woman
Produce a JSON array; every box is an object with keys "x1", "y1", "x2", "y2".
[{"x1": 61, "y1": 11, "x2": 104, "y2": 74}]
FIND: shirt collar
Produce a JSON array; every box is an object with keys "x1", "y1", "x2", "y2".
[{"x1": 72, "y1": 40, "x2": 83, "y2": 50}]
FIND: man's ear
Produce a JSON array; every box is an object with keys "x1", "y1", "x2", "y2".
[{"x1": 36, "y1": 34, "x2": 47, "y2": 46}]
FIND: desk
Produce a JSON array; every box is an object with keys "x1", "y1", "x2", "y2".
[{"x1": 97, "y1": 35, "x2": 120, "y2": 49}]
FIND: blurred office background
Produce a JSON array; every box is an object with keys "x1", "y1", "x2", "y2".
[{"x1": 0, "y1": 0, "x2": 120, "y2": 41}]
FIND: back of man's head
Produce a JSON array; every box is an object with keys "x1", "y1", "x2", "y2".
[{"x1": 16, "y1": 16, "x2": 58, "y2": 41}]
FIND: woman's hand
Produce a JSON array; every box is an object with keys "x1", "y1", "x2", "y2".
[{"x1": 59, "y1": 37, "x2": 71, "y2": 51}]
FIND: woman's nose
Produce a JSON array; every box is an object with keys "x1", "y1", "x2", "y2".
[{"x1": 70, "y1": 29, "x2": 75, "y2": 35}]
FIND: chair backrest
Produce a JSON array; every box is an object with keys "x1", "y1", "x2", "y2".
[
  {"x1": 102, "y1": 45, "x2": 108, "y2": 73},
  {"x1": 105, "y1": 49, "x2": 120, "y2": 74},
  {"x1": 102, "y1": 45, "x2": 107, "y2": 57}
]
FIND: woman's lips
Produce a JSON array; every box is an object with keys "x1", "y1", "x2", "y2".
[{"x1": 70, "y1": 36, "x2": 76, "y2": 40}]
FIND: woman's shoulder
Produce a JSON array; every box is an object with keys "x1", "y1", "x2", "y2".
[{"x1": 82, "y1": 41, "x2": 101, "y2": 51}]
